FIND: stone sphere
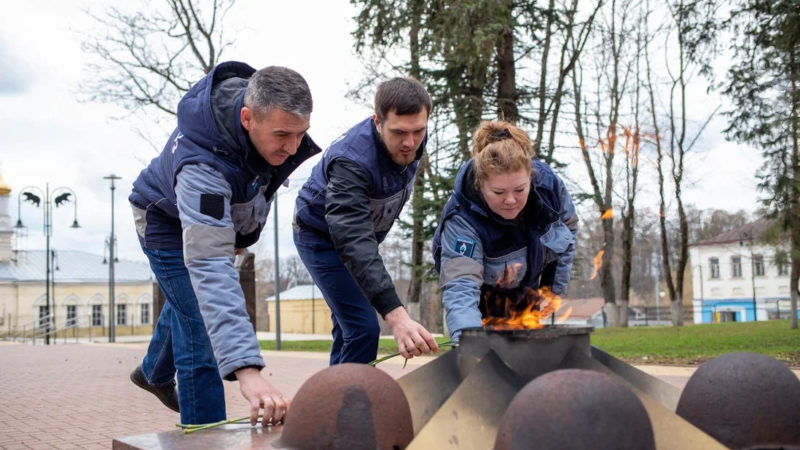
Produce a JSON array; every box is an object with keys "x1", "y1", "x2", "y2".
[
  {"x1": 676, "y1": 352, "x2": 800, "y2": 449},
  {"x1": 278, "y1": 363, "x2": 413, "y2": 450},
  {"x1": 494, "y1": 369, "x2": 655, "y2": 450}
]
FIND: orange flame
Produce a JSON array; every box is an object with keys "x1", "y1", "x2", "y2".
[
  {"x1": 589, "y1": 250, "x2": 605, "y2": 280},
  {"x1": 481, "y1": 286, "x2": 569, "y2": 330},
  {"x1": 600, "y1": 209, "x2": 614, "y2": 220}
]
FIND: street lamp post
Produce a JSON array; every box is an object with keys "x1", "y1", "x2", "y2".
[
  {"x1": 273, "y1": 194, "x2": 281, "y2": 351},
  {"x1": 104, "y1": 174, "x2": 121, "y2": 343},
  {"x1": 696, "y1": 264, "x2": 704, "y2": 302},
  {"x1": 16, "y1": 184, "x2": 80, "y2": 345}
]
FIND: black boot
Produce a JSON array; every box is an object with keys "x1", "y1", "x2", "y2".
[{"x1": 130, "y1": 365, "x2": 180, "y2": 413}]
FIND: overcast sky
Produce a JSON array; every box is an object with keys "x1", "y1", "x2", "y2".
[{"x1": 0, "y1": 0, "x2": 762, "y2": 264}]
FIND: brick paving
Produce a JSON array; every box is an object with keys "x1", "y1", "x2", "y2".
[
  {"x1": 0, "y1": 341, "x2": 421, "y2": 449},
  {"x1": 12, "y1": 339, "x2": 786, "y2": 449}
]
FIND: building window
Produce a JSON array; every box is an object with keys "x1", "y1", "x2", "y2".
[
  {"x1": 774, "y1": 249, "x2": 790, "y2": 276},
  {"x1": 140, "y1": 304, "x2": 151, "y2": 325},
  {"x1": 38, "y1": 305, "x2": 50, "y2": 328},
  {"x1": 117, "y1": 304, "x2": 127, "y2": 326},
  {"x1": 709, "y1": 257, "x2": 720, "y2": 279},
  {"x1": 754, "y1": 255, "x2": 765, "y2": 276},
  {"x1": 731, "y1": 256, "x2": 742, "y2": 278},
  {"x1": 66, "y1": 305, "x2": 77, "y2": 327},
  {"x1": 92, "y1": 305, "x2": 103, "y2": 326}
]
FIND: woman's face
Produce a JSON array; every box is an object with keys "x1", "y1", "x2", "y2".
[{"x1": 480, "y1": 169, "x2": 531, "y2": 220}]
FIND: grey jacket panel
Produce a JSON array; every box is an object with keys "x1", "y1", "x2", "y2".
[
  {"x1": 230, "y1": 184, "x2": 271, "y2": 236},
  {"x1": 175, "y1": 163, "x2": 264, "y2": 379},
  {"x1": 369, "y1": 178, "x2": 414, "y2": 233},
  {"x1": 438, "y1": 215, "x2": 485, "y2": 341},
  {"x1": 546, "y1": 176, "x2": 578, "y2": 295},
  {"x1": 183, "y1": 224, "x2": 236, "y2": 263},
  {"x1": 324, "y1": 159, "x2": 403, "y2": 317}
]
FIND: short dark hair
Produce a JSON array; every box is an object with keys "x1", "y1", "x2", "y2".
[
  {"x1": 374, "y1": 77, "x2": 432, "y2": 121},
  {"x1": 244, "y1": 66, "x2": 313, "y2": 118}
]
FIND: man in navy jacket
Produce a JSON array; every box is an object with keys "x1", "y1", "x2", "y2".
[
  {"x1": 294, "y1": 77, "x2": 438, "y2": 365},
  {"x1": 129, "y1": 62, "x2": 320, "y2": 426}
]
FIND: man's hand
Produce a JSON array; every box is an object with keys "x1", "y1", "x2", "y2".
[
  {"x1": 235, "y1": 367, "x2": 290, "y2": 426},
  {"x1": 385, "y1": 306, "x2": 439, "y2": 359}
]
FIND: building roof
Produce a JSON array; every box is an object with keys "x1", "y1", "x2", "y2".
[
  {"x1": 0, "y1": 250, "x2": 153, "y2": 283},
  {"x1": 265, "y1": 284, "x2": 323, "y2": 301},
  {"x1": 557, "y1": 297, "x2": 604, "y2": 320},
  {"x1": 691, "y1": 217, "x2": 775, "y2": 247}
]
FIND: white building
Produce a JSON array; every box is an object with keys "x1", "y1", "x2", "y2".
[{"x1": 689, "y1": 218, "x2": 797, "y2": 323}]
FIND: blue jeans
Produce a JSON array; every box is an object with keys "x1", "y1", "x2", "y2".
[
  {"x1": 293, "y1": 227, "x2": 379, "y2": 365},
  {"x1": 140, "y1": 247, "x2": 226, "y2": 425}
]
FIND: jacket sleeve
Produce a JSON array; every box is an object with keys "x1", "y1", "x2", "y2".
[
  {"x1": 324, "y1": 158, "x2": 403, "y2": 317},
  {"x1": 175, "y1": 163, "x2": 265, "y2": 381},
  {"x1": 438, "y1": 215, "x2": 485, "y2": 342},
  {"x1": 550, "y1": 174, "x2": 578, "y2": 295}
]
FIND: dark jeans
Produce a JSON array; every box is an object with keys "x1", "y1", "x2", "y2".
[
  {"x1": 140, "y1": 247, "x2": 226, "y2": 425},
  {"x1": 293, "y1": 227, "x2": 380, "y2": 365}
]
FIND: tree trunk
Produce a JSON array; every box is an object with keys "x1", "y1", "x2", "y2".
[
  {"x1": 571, "y1": 61, "x2": 617, "y2": 326},
  {"x1": 670, "y1": 0, "x2": 689, "y2": 326},
  {"x1": 790, "y1": 47, "x2": 799, "y2": 329},
  {"x1": 496, "y1": 0, "x2": 517, "y2": 123},
  {"x1": 601, "y1": 211, "x2": 618, "y2": 326},
  {"x1": 670, "y1": 298, "x2": 682, "y2": 327},
  {"x1": 405, "y1": 0, "x2": 424, "y2": 319},
  {"x1": 620, "y1": 203, "x2": 633, "y2": 328},
  {"x1": 533, "y1": 0, "x2": 556, "y2": 153},
  {"x1": 644, "y1": 3, "x2": 677, "y2": 324},
  {"x1": 407, "y1": 156, "x2": 428, "y2": 313}
]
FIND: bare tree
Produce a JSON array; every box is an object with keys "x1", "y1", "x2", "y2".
[
  {"x1": 79, "y1": 0, "x2": 235, "y2": 122},
  {"x1": 618, "y1": 6, "x2": 647, "y2": 327},
  {"x1": 645, "y1": 0, "x2": 719, "y2": 326},
  {"x1": 526, "y1": 0, "x2": 602, "y2": 162},
  {"x1": 571, "y1": 0, "x2": 638, "y2": 327},
  {"x1": 281, "y1": 255, "x2": 313, "y2": 288}
]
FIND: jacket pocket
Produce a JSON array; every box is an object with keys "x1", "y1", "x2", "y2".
[
  {"x1": 231, "y1": 186, "x2": 268, "y2": 235},
  {"x1": 540, "y1": 221, "x2": 574, "y2": 264},
  {"x1": 484, "y1": 248, "x2": 527, "y2": 289}
]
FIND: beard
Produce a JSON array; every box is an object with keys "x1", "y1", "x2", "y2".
[{"x1": 389, "y1": 148, "x2": 417, "y2": 165}]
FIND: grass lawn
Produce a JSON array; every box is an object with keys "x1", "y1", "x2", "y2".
[
  {"x1": 259, "y1": 337, "x2": 452, "y2": 356},
  {"x1": 259, "y1": 320, "x2": 800, "y2": 367},
  {"x1": 592, "y1": 319, "x2": 800, "y2": 366}
]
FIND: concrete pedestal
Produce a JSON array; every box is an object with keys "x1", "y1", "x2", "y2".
[{"x1": 113, "y1": 424, "x2": 283, "y2": 450}]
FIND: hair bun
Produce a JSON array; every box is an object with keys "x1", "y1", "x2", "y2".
[{"x1": 489, "y1": 129, "x2": 512, "y2": 142}]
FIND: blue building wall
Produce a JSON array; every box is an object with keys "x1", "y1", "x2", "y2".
[{"x1": 696, "y1": 297, "x2": 799, "y2": 323}]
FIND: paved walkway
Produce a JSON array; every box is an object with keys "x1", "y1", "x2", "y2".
[
  {"x1": 0, "y1": 340, "x2": 752, "y2": 450},
  {"x1": 0, "y1": 341, "x2": 432, "y2": 449}
]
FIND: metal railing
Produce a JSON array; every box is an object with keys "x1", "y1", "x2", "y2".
[
  {"x1": 3, "y1": 315, "x2": 92, "y2": 344},
  {"x1": 2, "y1": 311, "x2": 152, "y2": 344}
]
